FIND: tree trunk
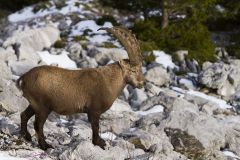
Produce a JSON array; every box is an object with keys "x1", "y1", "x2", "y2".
[{"x1": 161, "y1": 7, "x2": 169, "y2": 29}]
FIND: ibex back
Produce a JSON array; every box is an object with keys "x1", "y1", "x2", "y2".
[{"x1": 17, "y1": 27, "x2": 145, "y2": 150}]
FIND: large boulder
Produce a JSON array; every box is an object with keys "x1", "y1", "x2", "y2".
[
  {"x1": 0, "y1": 78, "x2": 28, "y2": 112},
  {"x1": 145, "y1": 66, "x2": 170, "y2": 87},
  {"x1": 199, "y1": 61, "x2": 240, "y2": 98},
  {"x1": 3, "y1": 25, "x2": 60, "y2": 64},
  {"x1": 0, "y1": 60, "x2": 12, "y2": 80}
]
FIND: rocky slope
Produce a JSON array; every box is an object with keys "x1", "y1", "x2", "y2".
[{"x1": 0, "y1": 0, "x2": 240, "y2": 159}]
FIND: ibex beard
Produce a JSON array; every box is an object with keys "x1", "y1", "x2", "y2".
[{"x1": 17, "y1": 27, "x2": 145, "y2": 150}]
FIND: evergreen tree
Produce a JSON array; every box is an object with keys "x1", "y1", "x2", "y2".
[{"x1": 100, "y1": 0, "x2": 217, "y2": 63}]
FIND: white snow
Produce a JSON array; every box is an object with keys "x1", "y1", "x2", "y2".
[
  {"x1": 8, "y1": 0, "x2": 91, "y2": 22},
  {"x1": 71, "y1": 20, "x2": 113, "y2": 35},
  {"x1": 100, "y1": 132, "x2": 117, "y2": 141},
  {"x1": 0, "y1": 152, "x2": 26, "y2": 160},
  {"x1": 187, "y1": 90, "x2": 232, "y2": 109},
  {"x1": 38, "y1": 51, "x2": 77, "y2": 69},
  {"x1": 223, "y1": 151, "x2": 240, "y2": 159},
  {"x1": 179, "y1": 78, "x2": 196, "y2": 89},
  {"x1": 71, "y1": 20, "x2": 116, "y2": 45},
  {"x1": 88, "y1": 34, "x2": 112, "y2": 44},
  {"x1": 153, "y1": 50, "x2": 177, "y2": 69},
  {"x1": 137, "y1": 105, "x2": 164, "y2": 116}
]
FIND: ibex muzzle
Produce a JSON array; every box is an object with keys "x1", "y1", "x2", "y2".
[{"x1": 17, "y1": 26, "x2": 145, "y2": 150}]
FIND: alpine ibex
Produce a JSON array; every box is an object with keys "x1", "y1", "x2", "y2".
[{"x1": 17, "y1": 26, "x2": 145, "y2": 150}]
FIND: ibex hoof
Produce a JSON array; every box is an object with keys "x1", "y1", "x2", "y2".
[
  {"x1": 39, "y1": 141, "x2": 53, "y2": 150},
  {"x1": 21, "y1": 132, "x2": 32, "y2": 142},
  {"x1": 93, "y1": 138, "x2": 106, "y2": 150}
]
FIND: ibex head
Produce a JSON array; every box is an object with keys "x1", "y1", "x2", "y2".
[{"x1": 98, "y1": 27, "x2": 145, "y2": 89}]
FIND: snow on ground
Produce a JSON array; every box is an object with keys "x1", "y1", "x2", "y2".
[
  {"x1": 71, "y1": 20, "x2": 113, "y2": 35},
  {"x1": 38, "y1": 51, "x2": 77, "y2": 69},
  {"x1": 188, "y1": 90, "x2": 232, "y2": 109},
  {"x1": 8, "y1": 0, "x2": 91, "y2": 22},
  {"x1": 153, "y1": 50, "x2": 177, "y2": 69},
  {"x1": 171, "y1": 87, "x2": 232, "y2": 109},
  {"x1": 137, "y1": 105, "x2": 164, "y2": 116},
  {"x1": 179, "y1": 78, "x2": 196, "y2": 89},
  {"x1": 100, "y1": 132, "x2": 117, "y2": 141},
  {"x1": 223, "y1": 151, "x2": 240, "y2": 159},
  {"x1": 71, "y1": 20, "x2": 118, "y2": 45},
  {"x1": 0, "y1": 152, "x2": 26, "y2": 160}
]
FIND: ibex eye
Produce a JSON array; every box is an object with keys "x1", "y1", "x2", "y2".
[{"x1": 131, "y1": 70, "x2": 137, "y2": 73}]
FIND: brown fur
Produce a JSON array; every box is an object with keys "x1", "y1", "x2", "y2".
[{"x1": 18, "y1": 27, "x2": 145, "y2": 150}]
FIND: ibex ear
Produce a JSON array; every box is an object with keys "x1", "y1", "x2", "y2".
[{"x1": 119, "y1": 60, "x2": 129, "y2": 69}]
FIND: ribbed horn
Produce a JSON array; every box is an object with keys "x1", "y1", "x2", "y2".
[{"x1": 99, "y1": 26, "x2": 142, "y2": 66}]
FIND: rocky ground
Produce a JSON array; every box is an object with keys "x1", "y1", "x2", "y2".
[{"x1": 0, "y1": 0, "x2": 240, "y2": 159}]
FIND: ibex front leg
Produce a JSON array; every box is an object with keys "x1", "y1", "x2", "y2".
[{"x1": 88, "y1": 112, "x2": 106, "y2": 149}]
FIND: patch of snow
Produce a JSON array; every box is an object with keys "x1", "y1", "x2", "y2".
[
  {"x1": 129, "y1": 128, "x2": 137, "y2": 132},
  {"x1": 88, "y1": 35, "x2": 112, "y2": 44},
  {"x1": 12, "y1": 75, "x2": 20, "y2": 81},
  {"x1": 137, "y1": 105, "x2": 164, "y2": 116},
  {"x1": 187, "y1": 90, "x2": 232, "y2": 109},
  {"x1": 176, "y1": 15, "x2": 186, "y2": 19},
  {"x1": 149, "y1": 10, "x2": 161, "y2": 16},
  {"x1": 223, "y1": 151, "x2": 240, "y2": 159},
  {"x1": 171, "y1": 87, "x2": 186, "y2": 95},
  {"x1": 100, "y1": 132, "x2": 117, "y2": 141},
  {"x1": 8, "y1": 0, "x2": 92, "y2": 22},
  {"x1": 9, "y1": 7, "x2": 36, "y2": 22},
  {"x1": 38, "y1": 51, "x2": 77, "y2": 69},
  {"x1": 179, "y1": 78, "x2": 196, "y2": 89},
  {"x1": 153, "y1": 50, "x2": 177, "y2": 69},
  {"x1": 71, "y1": 20, "x2": 113, "y2": 36},
  {"x1": 187, "y1": 73, "x2": 198, "y2": 78},
  {"x1": 216, "y1": 5, "x2": 225, "y2": 13},
  {"x1": 0, "y1": 152, "x2": 26, "y2": 160}
]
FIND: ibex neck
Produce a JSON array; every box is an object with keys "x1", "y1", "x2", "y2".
[{"x1": 99, "y1": 62, "x2": 126, "y2": 99}]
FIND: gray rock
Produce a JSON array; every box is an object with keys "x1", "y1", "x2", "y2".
[
  {"x1": 165, "y1": 128, "x2": 226, "y2": 160},
  {"x1": 174, "y1": 50, "x2": 188, "y2": 62},
  {"x1": 101, "y1": 110, "x2": 138, "y2": 134},
  {"x1": 67, "y1": 42, "x2": 83, "y2": 61},
  {"x1": 0, "y1": 78, "x2": 28, "y2": 112},
  {"x1": 3, "y1": 25, "x2": 60, "y2": 64},
  {"x1": 59, "y1": 140, "x2": 128, "y2": 160},
  {"x1": 0, "y1": 47, "x2": 16, "y2": 62},
  {"x1": 130, "y1": 88, "x2": 148, "y2": 109},
  {"x1": 199, "y1": 62, "x2": 240, "y2": 98},
  {"x1": 8, "y1": 60, "x2": 40, "y2": 76},
  {"x1": 145, "y1": 66, "x2": 170, "y2": 87},
  {"x1": 0, "y1": 60, "x2": 12, "y2": 80},
  {"x1": 88, "y1": 47, "x2": 128, "y2": 65}
]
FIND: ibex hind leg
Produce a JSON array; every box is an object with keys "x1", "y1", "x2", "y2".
[
  {"x1": 20, "y1": 105, "x2": 35, "y2": 141},
  {"x1": 34, "y1": 109, "x2": 53, "y2": 150}
]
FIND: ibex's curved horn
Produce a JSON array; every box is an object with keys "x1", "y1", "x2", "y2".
[{"x1": 99, "y1": 26, "x2": 142, "y2": 66}]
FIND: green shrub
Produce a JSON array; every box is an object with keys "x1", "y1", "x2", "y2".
[
  {"x1": 96, "y1": 15, "x2": 118, "y2": 26},
  {"x1": 143, "y1": 52, "x2": 156, "y2": 64},
  {"x1": 73, "y1": 35, "x2": 87, "y2": 42},
  {"x1": 53, "y1": 39, "x2": 66, "y2": 48},
  {"x1": 132, "y1": 17, "x2": 216, "y2": 64},
  {"x1": 33, "y1": 2, "x2": 51, "y2": 13},
  {"x1": 54, "y1": 0, "x2": 67, "y2": 10},
  {"x1": 0, "y1": 0, "x2": 47, "y2": 12},
  {"x1": 100, "y1": 42, "x2": 118, "y2": 48},
  {"x1": 226, "y1": 46, "x2": 240, "y2": 59}
]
